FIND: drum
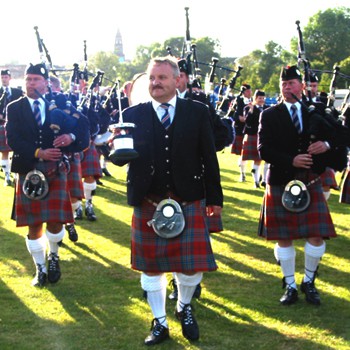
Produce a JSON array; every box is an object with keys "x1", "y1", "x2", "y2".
[
  {"x1": 128, "y1": 72, "x2": 151, "y2": 106},
  {"x1": 94, "y1": 131, "x2": 113, "y2": 146}
]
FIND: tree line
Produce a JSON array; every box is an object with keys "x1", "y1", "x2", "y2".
[{"x1": 60, "y1": 7, "x2": 350, "y2": 97}]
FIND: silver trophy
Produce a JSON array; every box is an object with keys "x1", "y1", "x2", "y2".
[{"x1": 109, "y1": 80, "x2": 138, "y2": 163}]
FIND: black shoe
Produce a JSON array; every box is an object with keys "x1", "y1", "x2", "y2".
[
  {"x1": 175, "y1": 304, "x2": 199, "y2": 341},
  {"x1": 31, "y1": 264, "x2": 47, "y2": 287},
  {"x1": 261, "y1": 181, "x2": 266, "y2": 188},
  {"x1": 280, "y1": 287, "x2": 298, "y2": 305},
  {"x1": 65, "y1": 224, "x2": 78, "y2": 242},
  {"x1": 4, "y1": 178, "x2": 12, "y2": 186},
  {"x1": 300, "y1": 281, "x2": 321, "y2": 305},
  {"x1": 85, "y1": 201, "x2": 97, "y2": 221},
  {"x1": 144, "y1": 318, "x2": 170, "y2": 346},
  {"x1": 240, "y1": 174, "x2": 246, "y2": 182},
  {"x1": 48, "y1": 252, "x2": 61, "y2": 283},
  {"x1": 102, "y1": 168, "x2": 112, "y2": 177},
  {"x1": 254, "y1": 182, "x2": 260, "y2": 188},
  {"x1": 74, "y1": 206, "x2": 83, "y2": 220},
  {"x1": 96, "y1": 179, "x2": 104, "y2": 186},
  {"x1": 193, "y1": 283, "x2": 202, "y2": 299},
  {"x1": 168, "y1": 278, "x2": 178, "y2": 301}
]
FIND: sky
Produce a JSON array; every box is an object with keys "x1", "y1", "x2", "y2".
[{"x1": 1, "y1": 0, "x2": 349, "y2": 68}]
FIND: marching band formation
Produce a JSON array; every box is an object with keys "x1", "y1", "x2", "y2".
[{"x1": 1, "y1": 11, "x2": 350, "y2": 347}]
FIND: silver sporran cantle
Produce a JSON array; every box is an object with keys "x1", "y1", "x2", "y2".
[
  {"x1": 22, "y1": 169, "x2": 49, "y2": 200},
  {"x1": 147, "y1": 198, "x2": 186, "y2": 239},
  {"x1": 281, "y1": 180, "x2": 310, "y2": 213}
]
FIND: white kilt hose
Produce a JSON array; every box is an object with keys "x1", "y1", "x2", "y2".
[
  {"x1": 15, "y1": 162, "x2": 73, "y2": 227},
  {"x1": 131, "y1": 199, "x2": 217, "y2": 273}
]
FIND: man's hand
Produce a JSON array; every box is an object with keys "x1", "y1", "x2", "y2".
[
  {"x1": 292, "y1": 153, "x2": 313, "y2": 168},
  {"x1": 53, "y1": 134, "x2": 74, "y2": 148},
  {"x1": 206, "y1": 205, "x2": 222, "y2": 216}
]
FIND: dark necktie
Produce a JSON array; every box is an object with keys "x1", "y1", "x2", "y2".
[
  {"x1": 290, "y1": 104, "x2": 301, "y2": 134},
  {"x1": 33, "y1": 100, "x2": 42, "y2": 127},
  {"x1": 160, "y1": 103, "x2": 171, "y2": 130},
  {"x1": 5, "y1": 87, "x2": 11, "y2": 99}
]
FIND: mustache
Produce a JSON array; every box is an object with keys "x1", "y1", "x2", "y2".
[{"x1": 152, "y1": 85, "x2": 163, "y2": 90}]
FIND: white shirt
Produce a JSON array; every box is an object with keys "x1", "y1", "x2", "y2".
[
  {"x1": 27, "y1": 97, "x2": 46, "y2": 125},
  {"x1": 285, "y1": 101, "x2": 303, "y2": 132},
  {"x1": 152, "y1": 95, "x2": 177, "y2": 124}
]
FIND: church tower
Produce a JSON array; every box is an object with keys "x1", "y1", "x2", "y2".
[{"x1": 114, "y1": 28, "x2": 125, "y2": 62}]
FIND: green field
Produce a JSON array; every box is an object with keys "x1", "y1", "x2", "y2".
[{"x1": 0, "y1": 151, "x2": 349, "y2": 350}]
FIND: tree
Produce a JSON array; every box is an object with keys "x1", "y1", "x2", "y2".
[{"x1": 291, "y1": 7, "x2": 350, "y2": 70}]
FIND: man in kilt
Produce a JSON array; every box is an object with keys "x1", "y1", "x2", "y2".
[
  {"x1": 241, "y1": 89, "x2": 269, "y2": 188},
  {"x1": 257, "y1": 65, "x2": 341, "y2": 306},
  {"x1": 113, "y1": 57, "x2": 223, "y2": 345},
  {"x1": 0, "y1": 69, "x2": 23, "y2": 186},
  {"x1": 230, "y1": 83, "x2": 252, "y2": 182},
  {"x1": 5, "y1": 63, "x2": 85, "y2": 287}
]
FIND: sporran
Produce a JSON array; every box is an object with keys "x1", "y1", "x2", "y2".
[
  {"x1": 281, "y1": 179, "x2": 311, "y2": 213},
  {"x1": 147, "y1": 198, "x2": 185, "y2": 238}
]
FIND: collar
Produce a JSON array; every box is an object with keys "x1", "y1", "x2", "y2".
[{"x1": 152, "y1": 95, "x2": 177, "y2": 111}]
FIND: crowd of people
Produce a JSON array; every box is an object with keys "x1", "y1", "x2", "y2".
[{"x1": 1, "y1": 56, "x2": 350, "y2": 346}]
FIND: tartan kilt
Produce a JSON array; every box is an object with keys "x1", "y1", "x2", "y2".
[
  {"x1": 340, "y1": 169, "x2": 350, "y2": 204},
  {"x1": 241, "y1": 134, "x2": 260, "y2": 161},
  {"x1": 131, "y1": 199, "x2": 218, "y2": 273},
  {"x1": 81, "y1": 143, "x2": 102, "y2": 179},
  {"x1": 231, "y1": 134, "x2": 243, "y2": 155},
  {"x1": 258, "y1": 172, "x2": 336, "y2": 240},
  {"x1": 0, "y1": 125, "x2": 11, "y2": 152},
  {"x1": 15, "y1": 166, "x2": 73, "y2": 227},
  {"x1": 67, "y1": 153, "x2": 84, "y2": 199},
  {"x1": 207, "y1": 214, "x2": 223, "y2": 233},
  {"x1": 320, "y1": 167, "x2": 338, "y2": 189}
]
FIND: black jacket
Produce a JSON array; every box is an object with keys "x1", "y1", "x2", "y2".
[{"x1": 114, "y1": 97, "x2": 223, "y2": 207}]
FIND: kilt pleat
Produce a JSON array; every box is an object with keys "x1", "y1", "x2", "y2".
[
  {"x1": 0, "y1": 125, "x2": 11, "y2": 152},
  {"x1": 340, "y1": 169, "x2": 350, "y2": 204},
  {"x1": 241, "y1": 134, "x2": 260, "y2": 161},
  {"x1": 81, "y1": 143, "x2": 102, "y2": 179},
  {"x1": 320, "y1": 167, "x2": 338, "y2": 189},
  {"x1": 15, "y1": 170, "x2": 73, "y2": 227},
  {"x1": 258, "y1": 174, "x2": 336, "y2": 240},
  {"x1": 131, "y1": 199, "x2": 218, "y2": 273},
  {"x1": 67, "y1": 153, "x2": 84, "y2": 199},
  {"x1": 231, "y1": 135, "x2": 243, "y2": 155}
]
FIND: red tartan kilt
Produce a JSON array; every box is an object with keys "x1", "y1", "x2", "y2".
[
  {"x1": 67, "y1": 153, "x2": 84, "y2": 199},
  {"x1": 0, "y1": 125, "x2": 11, "y2": 152},
  {"x1": 80, "y1": 143, "x2": 102, "y2": 179},
  {"x1": 258, "y1": 173, "x2": 336, "y2": 240},
  {"x1": 15, "y1": 170, "x2": 73, "y2": 227},
  {"x1": 207, "y1": 214, "x2": 223, "y2": 233},
  {"x1": 241, "y1": 134, "x2": 260, "y2": 161},
  {"x1": 340, "y1": 169, "x2": 350, "y2": 204},
  {"x1": 320, "y1": 167, "x2": 338, "y2": 189},
  {"x1": 131, "y1": 199, "x2": 217, "y2": 273},
  {"x1": 231, "y1": 135, "x2": 243, "y2": 155}
]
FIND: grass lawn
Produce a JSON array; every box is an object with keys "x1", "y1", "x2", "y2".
[{"x1": 0, "y1": 150, "x2": 349, "y2": 350}]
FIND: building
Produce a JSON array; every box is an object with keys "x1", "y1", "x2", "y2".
[{"x1": 114, "y1": 28, "x2": 125, "y2": 63}]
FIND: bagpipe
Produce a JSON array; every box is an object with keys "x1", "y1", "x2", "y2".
[
  {"x1": 33, "y1": 26, "x2": 90, "y2": 153},
  {"x1": 295, "y1": 21, "x2": 350, "y2": 172}
]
